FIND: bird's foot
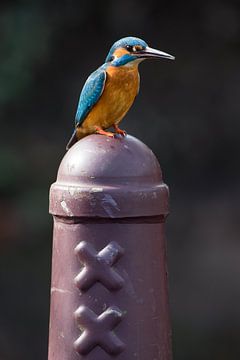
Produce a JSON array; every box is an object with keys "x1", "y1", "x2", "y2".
[
  {"x1": 95, "y1": 126, "x2": 114, "y2": 137},
  {"x1": 113, "y1": 124, "x2": 127, "y2": 137}
]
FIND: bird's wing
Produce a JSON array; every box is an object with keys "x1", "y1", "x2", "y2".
[{"x1": 75, "y1": 66, "x2": 107, "y2": 127}]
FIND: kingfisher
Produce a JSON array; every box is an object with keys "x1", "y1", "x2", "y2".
[{"x1": 66, "y1": 36, "x2": 175, "y2": 150}]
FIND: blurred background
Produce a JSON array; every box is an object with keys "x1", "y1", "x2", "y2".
[{"x1": 1, "y1": 0, "x2": 240, "y2": 359}]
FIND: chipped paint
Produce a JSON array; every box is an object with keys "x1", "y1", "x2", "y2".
[
  {"x1": 69, "y1": 187, "x2": 75, "y2": 196},
  {"x1": 60, "y1": 200, "x2": 74, "y2": 216},
  {"x1": 101, "y1": 193, "x2": 120, "y2": 216},
  {"x1": 152, "y1": 192, "x2": 157, "y2": 199},
  {"x1": 51, "y1": 287, "x2": 72, "y2": 294},
  {"x1": 90, "y1": 187, "x2": 103, "y2": 193}
]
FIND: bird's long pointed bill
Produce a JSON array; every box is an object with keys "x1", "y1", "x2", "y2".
[{"x1": 137, "y1": 47, "x2": 175, "y2": 60}]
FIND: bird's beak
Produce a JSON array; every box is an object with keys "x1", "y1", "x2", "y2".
[{"x1": 136, "y1": 46, "x2": 175, "y2": 60}]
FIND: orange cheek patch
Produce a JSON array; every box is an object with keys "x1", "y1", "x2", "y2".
[{"x1": 113, "y1": 47, "x2": 129, "y2": 58}]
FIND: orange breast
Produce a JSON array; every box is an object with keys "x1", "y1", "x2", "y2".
[{"x1": 82, "y1": 65, "x2": 140, "y2": 131}]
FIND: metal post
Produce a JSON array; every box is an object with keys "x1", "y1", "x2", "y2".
[{"x1": 48, "y1": 134, "x2": 172, "y2": 359}]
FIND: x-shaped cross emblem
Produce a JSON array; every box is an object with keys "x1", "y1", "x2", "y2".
[
  {"x1": 74, "y1": 305, "x2": 125, "y2": 355},
  {"x1": 74, "y1": 241, "x2": 124, "y2": 291}
]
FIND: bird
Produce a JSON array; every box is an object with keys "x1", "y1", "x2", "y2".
[{"x1": 66, "y1": 36, "x2": 175, "y2": 150}]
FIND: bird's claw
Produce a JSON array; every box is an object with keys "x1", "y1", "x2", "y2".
[
  {"x1": 113, "y1": 125, "x2": 127, "y2": 137},
  {"x1": 116, "y1": 129, "x2": 127, "y2": 136},
  {"x1": 95, "y1": 127, "x2": 114, "y2": 137},
  {"x1": 105, "y1": 132, "x2": 115, "y2": 137},
  {"x1": 95, "y1": 126, "x2": 126, "y2": 138}
]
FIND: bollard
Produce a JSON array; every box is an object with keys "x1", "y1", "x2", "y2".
[{"x1": 48, "y1": 134, "x2": 172, "y2": 360}]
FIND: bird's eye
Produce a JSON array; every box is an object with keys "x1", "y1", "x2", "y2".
[
  {"x1": 126, "y1": 45, "x2": 133, "y2": 52},
  {"x1": 109, "y1": 55, "x2": 114, "y2": 62},
  {"x1": 126, "y1": 45, "x2": 144, "y2": 52}
]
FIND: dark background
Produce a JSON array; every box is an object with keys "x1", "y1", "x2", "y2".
[{"x1": 1, "y1": 0, "x2": 240, "y2": 359}]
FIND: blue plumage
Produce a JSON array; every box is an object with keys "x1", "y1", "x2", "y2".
[
  {"x1": 75, "y1": 37, "x2": 148, "y2": 127},
  {"x1": 66, "y1": 36, "x2": 175, "y2": 150},
  {"x1": 111, "y1": 54, "x2": 137, "y2": 67},
  {"x1": 75, "y1": 65, "x2": 107, "y2": 126}
]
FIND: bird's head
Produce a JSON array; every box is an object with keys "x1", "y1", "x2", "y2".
[{"x1": 105, "y1": 36, "x2": 175, "y2": 67}]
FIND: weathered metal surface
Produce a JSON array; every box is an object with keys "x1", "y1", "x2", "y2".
[
  {"x1": 48, "y1": 134, "x2": 172, "y2": 360},
  {"x1": 49, "y1": 134, "x2": 169, "y2": 218}
]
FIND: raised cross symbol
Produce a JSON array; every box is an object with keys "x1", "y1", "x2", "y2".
[
  {"x1": 74, "y1": 305, "x2": 125, "y2": 355},
  {"x1": 74, "y1": 241, "x2": 124, "y2": 291}
]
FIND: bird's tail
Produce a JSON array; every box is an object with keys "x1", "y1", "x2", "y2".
[{"x1": 66, "y1": 129, "x2": 78, "y2": 151}]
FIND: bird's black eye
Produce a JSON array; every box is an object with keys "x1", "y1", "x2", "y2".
[
  {"x1": 126, "y1": 45, "x2": 133, "y2": 52},
  {"x1": 126, "y1": 45, "x2": 144, "y2": 52},
  {"x1": 109, "y1": 55, "x2": 114, "y2": 62}
]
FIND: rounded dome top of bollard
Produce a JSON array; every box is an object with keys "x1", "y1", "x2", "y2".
[
  {"x1": 50, "y1": 135, "x2": 169, "y2": 218},
  {"x1": 58, "y1": 135, "x2": 162, "y2": 184}
]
